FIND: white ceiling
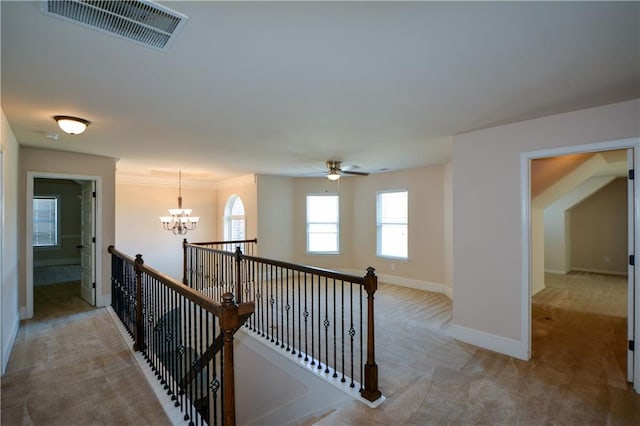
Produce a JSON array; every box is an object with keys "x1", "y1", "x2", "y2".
[{"x1": 2, "y1": 1, "x2": 639, "y2": 183}]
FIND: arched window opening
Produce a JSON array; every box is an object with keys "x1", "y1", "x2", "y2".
[{"x1": 224, "y1": 195, "x2": 246, "y2": 241}]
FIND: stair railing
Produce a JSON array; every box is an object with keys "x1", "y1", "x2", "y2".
[
  {"x1": 109, "y1": 246, "x2": 254, "y2": 426},
  {"x1": 183, "y1": 241, "x2": 382, "y2": 403}
]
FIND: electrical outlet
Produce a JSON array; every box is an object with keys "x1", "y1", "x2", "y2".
[
  {"x1": 604, "y1": 256, "x2": 610, "y2": 263},
  {"x1": 391, "y1": 263, "x2": 396, "y2": 271}
]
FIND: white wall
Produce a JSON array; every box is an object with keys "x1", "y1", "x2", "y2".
[
  {"x1": 116, "y1": 182, "x2": 217, "y2": 281},
  {"x1": 451, "y1": 99, "x2": 639, "y2": 359},
  {"x1": 1, "y1": 110, "x2": 20, "y2": 374}
]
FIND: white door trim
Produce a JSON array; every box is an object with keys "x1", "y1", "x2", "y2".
[
  {"x1": 521, "y1": 137, "x2": 640, "y2": 392},
  {"x1": 25, "y1": 172, "x2": 103, "y2": 319}
]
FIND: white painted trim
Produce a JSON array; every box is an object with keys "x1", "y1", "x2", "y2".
[
  {"x1": 238, "y1": 328, "x2": 385, "y2": 408},
  {"x1": 341, "y1": 268, "x2": 452, "y2": 299},
  {"x1": 521, "y1": 137, "x2": 640, "y2": 392},
  {"x1": 1, "y1": 314, "x2": 19, "y2": 374},
  {"x1": 570, "y1": 267, "x2": 627, "y2": 276},
  {"x1": 449, "y1": 324, "x2": 528, "y2": 361},
  {"x1": 25, "y1": 172, "x2": 104, "y2": 318},
  {"x1": 544, "y1": 269, "x2": 568, "y2": 275}
]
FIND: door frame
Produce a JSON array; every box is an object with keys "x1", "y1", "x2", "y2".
[
  {"x1": 25, "y1": 172, "x2": 103, "y2": 318},
  {"x1": 521, "y1": 137, "x2": 640, "y2": 392}
]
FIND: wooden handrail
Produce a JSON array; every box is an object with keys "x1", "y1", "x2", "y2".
[
  {"x1": 190, "y1": 238, "x2": 258, "y2": 247},
  {"x1": 109, "y1": 245, "x2": 256, "y2": 426},
  {"x1": 109, "y1": 245, "x2": 225, "y2": 316},
  {"x1": 185, "y1": 244, "x2": 366, "y2": 285}
]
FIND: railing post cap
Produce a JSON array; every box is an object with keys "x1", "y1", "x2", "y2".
[
  {"x1": 222, "y1": 292, "x2": 235, "y2": 306},
  {"x1": 366, "y1": 266, "x2": 376, "y2": 276},
  {"x1": 135, "y1": 254, "x2": 144, "y2": 264}
]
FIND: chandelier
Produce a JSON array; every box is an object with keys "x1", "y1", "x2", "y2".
[{"x1": 159, "y1": 170, "x2": 199, "y2": 235}]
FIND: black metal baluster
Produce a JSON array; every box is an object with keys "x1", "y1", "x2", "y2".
[
  {"x1": 279, "y1": 266, "x2": 284, "y2": 348},
  {"x1": 333, "y1": 279, "x2": 338, "y2": 378},
  {"x1": 341, "y1": 280, "x2": 346, "y2": 383},
  {"x1": 270, "y1": 264, "x2": 275, "y2": 343},
  {"x1": 303, "y1": 272, "x2": 309, "y2": 362},
  {"x1": 349, "y1": 282, "x2": 355, "y2": 388},
  {"x1": 360, "y1": 285, "x2": 364, "y2": 391},
  {"x1": 310, "y1": 274, "x2": 315, "y2": 366},
  {"x1": 296, "y1": 270, "x2": 301, "y2": 358},
  {"x1": 317, "y1": 275, "x2": 322, "y2": 371},
  {"x1": 324, "y1": 276, "x2": 329, "y2": 373},
  {"x1": 285, "y1": 266, "x2": 290, "y2": 352}
]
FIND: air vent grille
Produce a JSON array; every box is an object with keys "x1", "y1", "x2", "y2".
[{"x1": 42, "y1": 0, "x2": 188, "y2": 50}]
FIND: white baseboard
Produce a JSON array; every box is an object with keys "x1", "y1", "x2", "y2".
[
  {"x1": 2, "y1": 314, "x2": 20, "y2": 375},
  {"x1": 449, "y1": 324, "x2": 528, "y2": 361},
  {"x1": 544, "y1": 269, "x2": 568, "y2": 275},
  {"x1": 341, "y1": 269, "x2": 453, "y2": 300},
  {"x1": 570, "y1": 267, "x2": 628, "y2": 276}
]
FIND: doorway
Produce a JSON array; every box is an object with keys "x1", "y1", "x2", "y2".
[
  {"x1": 522, "y1": 138, "x2": 640, "y2": 393},
  {"x1": 25, "y1": 172, "x2": 102, "y2": 319}
]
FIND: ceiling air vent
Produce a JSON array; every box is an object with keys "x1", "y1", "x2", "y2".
[{"x1": 41, "y1": 0, "x2": 188, "y2": 50}]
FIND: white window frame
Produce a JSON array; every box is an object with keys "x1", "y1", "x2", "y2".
[
  {"x1": 376, "y1": 189, "x2": 408, "y2": 260},
  {"x1": 33, "y1": 194, "x2": 61, "y2": 248},
  {"x1": 306, "y1": 193, "x2": 340, "y2": 255},
  {"x1": 224, "y1": 195, "x2": 246, "y2": 241}
]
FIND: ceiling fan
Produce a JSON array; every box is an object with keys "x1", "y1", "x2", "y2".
[{"x1": 326, "y1": 160, "x2": 369, "y2": 180}]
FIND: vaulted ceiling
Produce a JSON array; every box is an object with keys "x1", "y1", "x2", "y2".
[{"x1": 2, "y1": 1, "x2": 639, "y2": 182}]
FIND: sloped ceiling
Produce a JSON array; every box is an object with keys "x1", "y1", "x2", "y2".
[{"x1": 2, "y1": 1, "x2": 639, "y2": 183}]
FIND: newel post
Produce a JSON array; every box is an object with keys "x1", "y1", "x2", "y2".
[
  {"x1": 220, "y1": 292, "x2": 239, "y2": 426},
  {"x1": 182, "y1": 238, "x2": 188, "y2": 285},
  {"x1": 234, "y1": 246, "x2": 243, "y2": 303},
  {"x1": 133, "y1": 254, "x2": 146, "y2": 352},
  {"x1": 361, "y1": 266, "x2": 382, "y2": 402}
]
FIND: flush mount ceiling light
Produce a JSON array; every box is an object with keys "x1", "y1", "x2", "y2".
[{"x1": 53, "y1": 115, "x2": 91, "y2": 135}]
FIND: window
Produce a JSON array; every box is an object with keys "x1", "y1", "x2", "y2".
[
  {"x1": 33, "y1": 196, "x2": 59, "y2": 247},
  {"x1": 224, "y1": 195, "x2": 246, "y2": 241},
  {"x1": 377, "y1": 190, "x2": 408, "y2": 259},
  {"x1": 307, "y1": 194, "x2": 339, "y2": 254}
]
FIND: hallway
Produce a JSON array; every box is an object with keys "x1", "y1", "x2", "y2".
[{"x1": 1, "y1": 281, "x2": 170, "y2": 425}]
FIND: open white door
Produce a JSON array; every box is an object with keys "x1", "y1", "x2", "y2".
[
  {"x1": 628, "y1": 148, "x2": 635, "y2": 384},
  {"x1": 80, "y1": 181, "x2": 96, "y2": 306}
]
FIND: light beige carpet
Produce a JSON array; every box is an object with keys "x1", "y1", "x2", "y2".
[
  {"x1": 1, "y1": 281, "x2": 171, "y2": 426},
  {"x1": 315, "y1": 272, "x2": 640, "y2": 425}
]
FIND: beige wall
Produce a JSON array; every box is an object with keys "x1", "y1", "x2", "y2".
[
  {"x1": 292, "y1": 177, "x2": 354, "y2": 270},
  {"x1": 452, "y1": 99, "x2": 639, "y2": 358},
  {"x1": 33, "y1": 179, "x2": 82, "y2": 266},
  {"x1": 257, "y1": 175, "x2": 294, "y2": 261},
  {"x1": 18, "y1": 148, "x2": 117, "y2": 314},
  {"x1": 351, "y1": 166, "x2": 446, "y2": 286},
  {"x1": 288, "y1": 166, "x2": 447, "y2": 290},
  {"x1": 116, "y1": 183, "x2": 217, "y2": 281},
  {"x1": 1, "y1": 110, "x2": 20, "y2": 373},
  {"x1": 569, "y1": 177, "x2": 627, "y2": 275}
]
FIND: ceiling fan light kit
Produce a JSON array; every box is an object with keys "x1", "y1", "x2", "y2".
[{"x1": 325, "y1": 160, "x2": 370, "y2": 180}]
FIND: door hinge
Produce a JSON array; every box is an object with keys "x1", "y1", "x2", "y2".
[
  {"x1": 629, "y1": 169, "x2": 635, "y2": 180},
  {"x1": 92, "y1": 191, "x2": 96, "y2": 197},
  {"x1": 630, "y1": 340, "x2": 635, "y2": 351},
  {"x1": 92, "y1": 282, "x2": 96, "y2": 289},
  {"x1": 630, "y1": 255, "x2": 635, "y2": 266},
  {"x1": 92, "y1": 237, "x2": 96, "y2": 243}
]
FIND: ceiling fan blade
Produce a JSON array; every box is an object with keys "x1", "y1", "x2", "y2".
[{"x1": 342, "y1": 170, "x2": 369, "y2": 176}]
